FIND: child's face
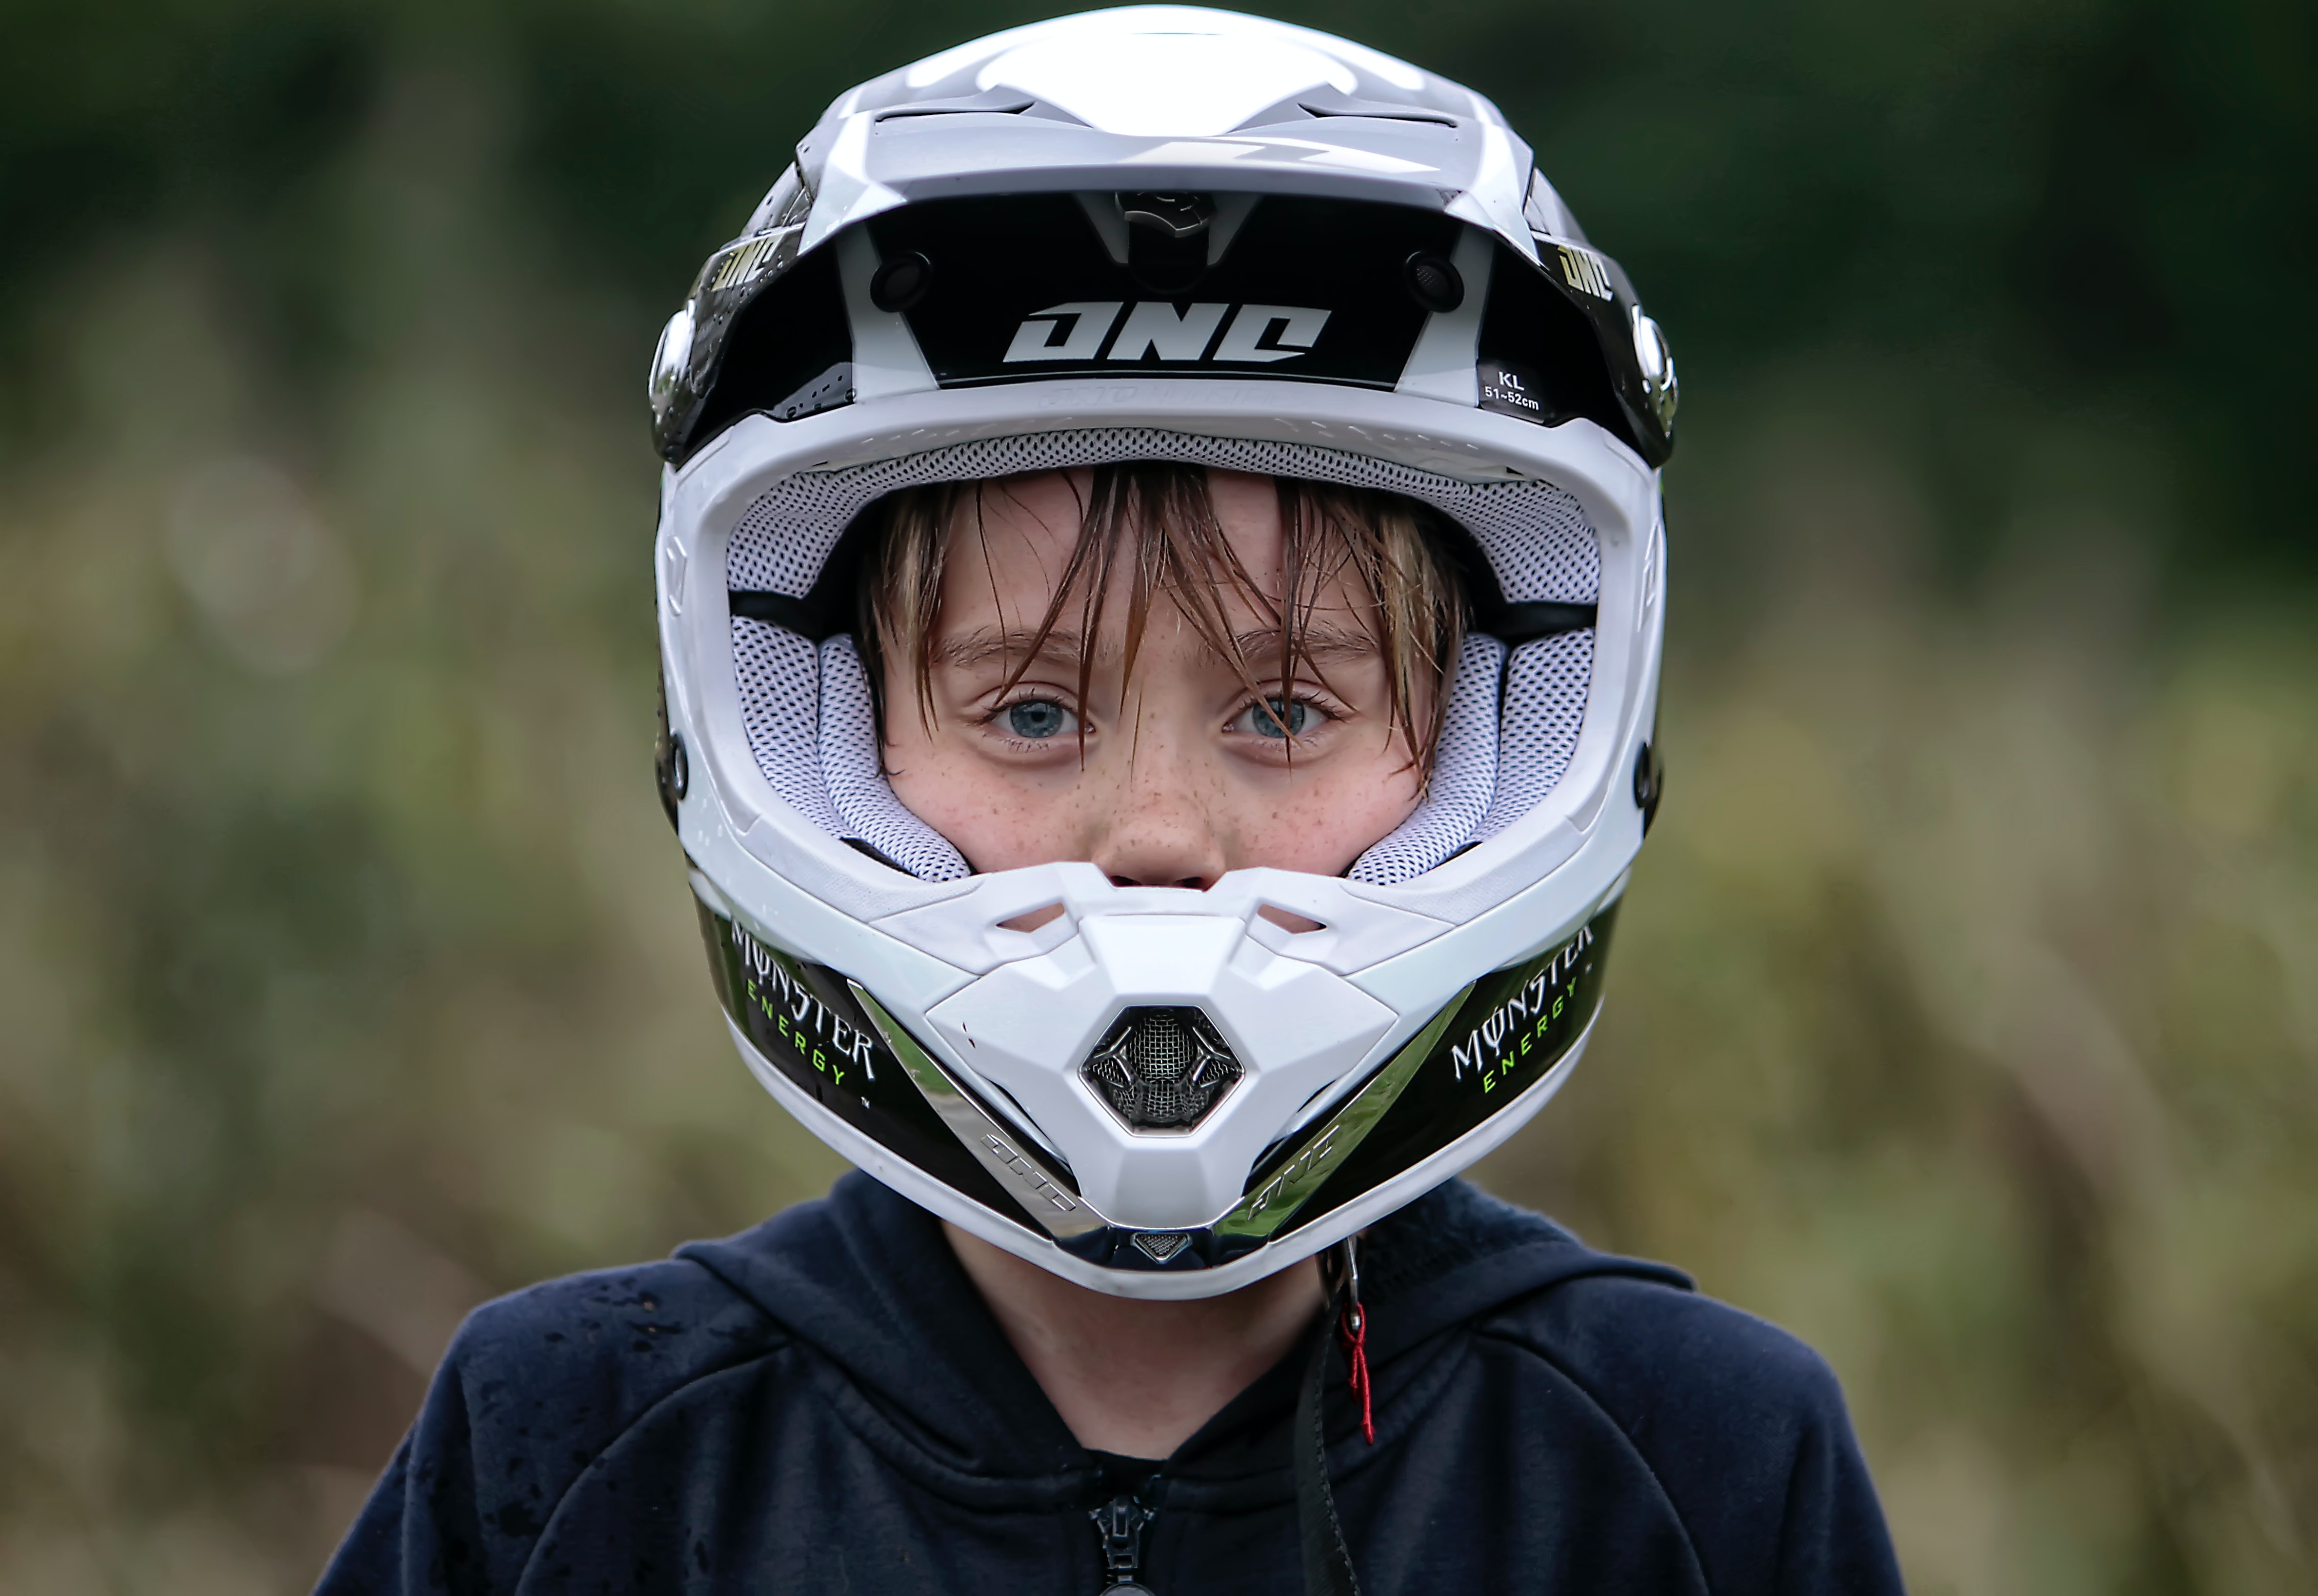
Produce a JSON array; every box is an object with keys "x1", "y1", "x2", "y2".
[{"x1": 881, "y1": 469, "x2": 1428, "y2": 887}]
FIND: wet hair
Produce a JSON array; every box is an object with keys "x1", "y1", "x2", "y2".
[{"x1": 855, "y1": 462, "x2": 1466, "y2": 782}]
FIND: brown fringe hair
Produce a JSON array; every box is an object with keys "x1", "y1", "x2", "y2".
[{"x1": 854, "y1": 463, "x2": 1466, "y2": 785}]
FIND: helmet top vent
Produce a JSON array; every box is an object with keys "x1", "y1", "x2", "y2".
[
  {"x1": 1083, "y1": 1007, "x2": 1242, "y2": 1130},
  {"x1": 1121, "y1": 191, "x2": 1215, "y2": 295}
]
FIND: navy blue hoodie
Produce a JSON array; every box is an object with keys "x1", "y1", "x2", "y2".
[{"x1": 317, "y1": 1174, "x2": 1903, "y2": 1593}]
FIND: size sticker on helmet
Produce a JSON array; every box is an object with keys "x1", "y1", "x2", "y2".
[{"x1": 1478, "y1": 359, "x2": 1547, "y2": 422}]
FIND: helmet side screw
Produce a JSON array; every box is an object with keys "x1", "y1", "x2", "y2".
[
  {"x1": 869, "y1": 251, "x2": 934, "y2": 313},
  {"x1": 1633, "y1": 740, "x2": 1664, "y2": 835},
  {"x1": 656, "y1": 732, "x2": 689, "y2": 830},
  {"x1": 656, "y1": 672, "x2": 689, "y2": 830},
  {"x1": 1404, "y1": 251, "x2": 1464, "y2": 313}
]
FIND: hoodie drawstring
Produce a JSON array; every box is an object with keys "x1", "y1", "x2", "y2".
[
  {"x1": 1296, "y1": 1236, "x2": 1367, "y2": 1596},
  {"x1": 1337, "y1": 1296, "x2": 1373, "y2": 1447}
]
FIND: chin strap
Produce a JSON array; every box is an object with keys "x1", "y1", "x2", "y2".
[{"x1": 1296, "y1": 1237, "x2": 1371, "y2": 1596}]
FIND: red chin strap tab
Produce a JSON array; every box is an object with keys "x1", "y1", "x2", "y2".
[
  {"x1": 1337, "y1": 1300, "x2": 1374, "y2": 1446},
  {"x1": 1300, "y1": 1236, "x2": 1372, "y2": 1595}
]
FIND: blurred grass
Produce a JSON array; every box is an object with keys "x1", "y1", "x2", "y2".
[
  {"x1": 1479, "y1": 404, "x2": 2318, "y2": 1590},
  {"x1": 0, "y1": 2, "x2": 2312, "y2": 1592}
]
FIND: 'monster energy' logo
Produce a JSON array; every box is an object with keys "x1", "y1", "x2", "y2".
[
  {"x1": 729, "y1": 918, "x2": 880, "y2": 1088},
  {"x1": 1003, "y1": 302, "x2": 1330, "y2": 366},
  {"x1": 1448, "y1": 921, "x2": 1597, "y2": 1092}
]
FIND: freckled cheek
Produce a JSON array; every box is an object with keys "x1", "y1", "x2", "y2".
[
  {"x1": 1239, "y1": 770, "x2": 1419, "y2": 871},
  {"x1": 892, "y1": 747, "x2": 1104, "y2": 871}
]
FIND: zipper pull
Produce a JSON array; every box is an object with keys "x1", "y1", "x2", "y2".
[{"x1": 1090, "y1": 1493, "x2": 1157, "y2": 1594}]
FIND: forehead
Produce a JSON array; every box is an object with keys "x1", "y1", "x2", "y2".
[{"x1": 943, "y1": 468, "x2": 1288, "y2": 616}]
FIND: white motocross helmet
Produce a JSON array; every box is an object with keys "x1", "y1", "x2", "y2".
[{"x1": 651, "y1": 6, "x2": 1674, "y2": 1299}]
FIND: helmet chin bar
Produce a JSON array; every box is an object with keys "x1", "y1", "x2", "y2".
[{"x1": 696, "y1": 884, "x2": 1618, "y2": 1299}]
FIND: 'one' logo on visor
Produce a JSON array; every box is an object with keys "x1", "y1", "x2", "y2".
[{"x1": 1002, "y1": 302, "x2": 1331, "y2": 366}]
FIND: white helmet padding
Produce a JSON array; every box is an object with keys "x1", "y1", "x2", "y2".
[
  {"x1": 722, "y1": 429, "x2": 1597, "y2": 604},
  {"x1": 1350, "y1": 632, "x2": 1504, "y2": 884},
  {"x1": 730, "y1": 622, "x2": 973, "y2": 881}
]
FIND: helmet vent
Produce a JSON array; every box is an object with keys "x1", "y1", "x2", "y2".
[
  {"x1": 1130, "y1": 1231, "x2": 1192, "y2": 1263},
  {"x1": 1083, "y1": 1007, "x2": 1241, "y2": 1131},
  {"x1": 1121, "y1": 192, "x2": 1214, "y2": 295}
]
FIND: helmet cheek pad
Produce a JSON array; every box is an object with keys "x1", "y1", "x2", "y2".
[{"x1": 651, "y1": 11, "x2": 1673, "y2": 1298}]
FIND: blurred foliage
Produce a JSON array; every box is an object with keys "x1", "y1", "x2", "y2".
[{"x1": 0, "y1": 0, "x2": 2310, "y2": 1591}]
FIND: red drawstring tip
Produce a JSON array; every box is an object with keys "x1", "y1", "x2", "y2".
[{"x1": 1338, "y1": 1303, "x2": 1375, "y2": 1445}]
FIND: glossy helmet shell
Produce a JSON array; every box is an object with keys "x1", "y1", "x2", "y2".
[{"x1": 653, "y1": 6, "x2": 1673, "y2": 1298}]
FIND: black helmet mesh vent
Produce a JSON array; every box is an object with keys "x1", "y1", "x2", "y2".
[{"x1": 1082, "y1": 1008, "x2": 1242, "y2": 1131}]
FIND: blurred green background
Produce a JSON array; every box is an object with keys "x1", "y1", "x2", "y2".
[{"x1": 2, "y1": 0, "x2": 2312, "y2": 1589}]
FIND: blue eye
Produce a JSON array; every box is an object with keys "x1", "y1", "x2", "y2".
[
  {"x1": 1004, "y1": 699, "x2": 1072, "y2": 740},
  {"x1": 1247, "y1": 697, "x2": 1309, "y2": 739}
]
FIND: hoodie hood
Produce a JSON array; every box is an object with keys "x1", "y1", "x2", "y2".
[{"x1": 674, "y1": 1170, "x2": 1691, "y2": 1486}]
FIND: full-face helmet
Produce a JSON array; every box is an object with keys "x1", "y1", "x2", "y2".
[{"x1": 652, "y1": 6, "x2": 1673, "y2": 1298}]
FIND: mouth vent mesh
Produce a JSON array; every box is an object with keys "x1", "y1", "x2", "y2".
[{"x1": 1083, "y1": 1007, "x2": 1242, "y2": 1131}]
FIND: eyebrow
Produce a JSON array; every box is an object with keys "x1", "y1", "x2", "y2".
[
  {"x1": 932, "y1": 628, "x2": 1090, "y2": 671},
  {"x1": 1228, "y1": 623, "x2": 1381, "y2": 664},
  {"x1": 930, "y1": 621, "x2": 1382, "y2": 673}
]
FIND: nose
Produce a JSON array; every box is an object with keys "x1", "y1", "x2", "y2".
[{"x1": 1089, "y1": 743, "x2": 1229, "y2": 891}]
